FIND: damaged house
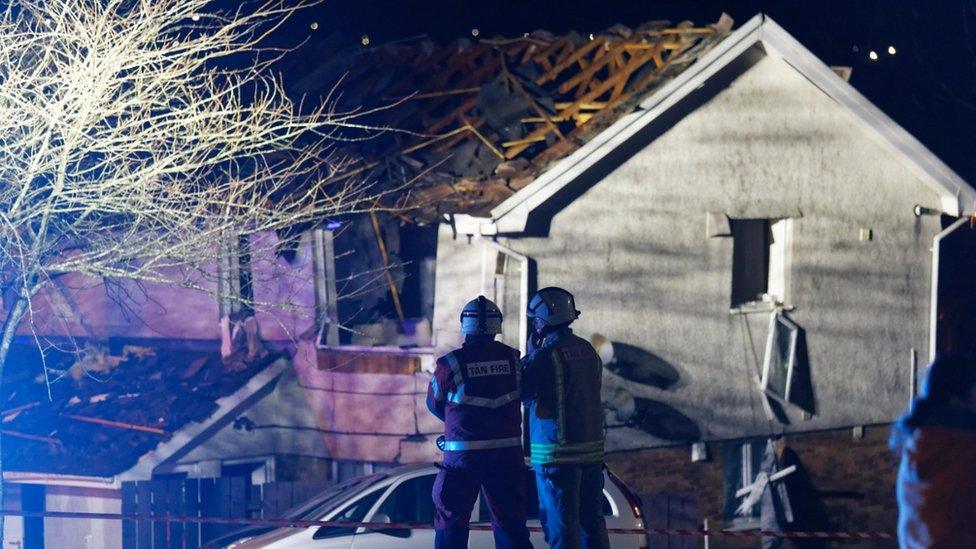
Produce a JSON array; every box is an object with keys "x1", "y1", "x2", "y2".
[
  {"x1": 3, "y1": 9, "x2": 976, "y2": 547},
  {"x1": 292, "y1": 9, "x2": 976, "y2": 530},
  {"x1": 426, "y1": 13, "x2": 976, "y2": 541},
  {"x1": 288, "y1": 10, "x2": 976, "y2": 541}
]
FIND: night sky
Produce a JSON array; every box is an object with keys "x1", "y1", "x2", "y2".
[{"x1": 265, "y1": 0, "x2": 976, "y2": 189}]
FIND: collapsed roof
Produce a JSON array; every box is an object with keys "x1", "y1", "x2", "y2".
[
  {"x1": 1, "y1": 342, "x2": 281, "y2": 477},
  {"x1": 290, "y1": 15, "x2": 733, "y2": 222}
]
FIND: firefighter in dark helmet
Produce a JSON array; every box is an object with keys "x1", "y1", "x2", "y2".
[
  {"x1": 521, "y1": 287, "x2": 610, "y2": 549},
  {"x1": 427, "y1": 296, "x2": 533, "y2": 549}
]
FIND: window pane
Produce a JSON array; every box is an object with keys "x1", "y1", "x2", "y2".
[
  {"x1": 313, "y1": 488, "x2": 384, "y2": 540},
  {"x1": 375, "y1": 475, "x2": 437, "y2": 525},
  {"x1": 764, "y1": 314, "x2": 798, "y2": 400}
]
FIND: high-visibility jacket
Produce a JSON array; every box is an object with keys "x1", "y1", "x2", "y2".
[
  {"x1": 426, "y1": 338, "x2": 523, "y2": 465},
  {"x1": 522, "y1": 327, "x2": 604, "y2": 466}
]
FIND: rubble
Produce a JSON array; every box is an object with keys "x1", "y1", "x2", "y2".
[
  {"x1": 0, "y1": 342, "x2": 281, "y2": 477},
  {"x1": 288, "y1": 16, "x2": 733, "y2": 222}
]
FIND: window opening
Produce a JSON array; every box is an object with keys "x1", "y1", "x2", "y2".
[{"x1": 730, "y1": 218, "x2": 792, "y2": 309}]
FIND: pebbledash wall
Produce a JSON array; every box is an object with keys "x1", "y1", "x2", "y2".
[
  {"x1": 435, "y1": 51, "x2": 941, "y2": 447},
  {"x1": 428, "y1": 29, "x2": 943, "y2": 547},
  {"x1": 606, "y1": 425, "x2": 900, "y2": 548}
]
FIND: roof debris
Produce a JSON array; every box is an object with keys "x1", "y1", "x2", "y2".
[
  {"x1": 292, "y1": 14, "x2": 733, "y2": 221},
  {"x1": 1, "y1": 342, "x2": 280, "y2": 476}
]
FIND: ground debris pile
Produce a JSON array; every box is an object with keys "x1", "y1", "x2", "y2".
[
  {"x1": 0, "y1": 342, "x2": 281, "y2": 477},
  {"x1": 289, "y1": 15, "x2": 733, "y2": 221}
]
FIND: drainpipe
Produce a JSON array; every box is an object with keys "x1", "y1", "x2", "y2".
[
  {"x1": 484, "y1": 240, "x2": 530, "y2": 356},
  {"x1": 930, "y1": 216, "x2": 969, "y2": 360}
]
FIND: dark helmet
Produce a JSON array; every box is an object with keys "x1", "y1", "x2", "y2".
[
  {"x1": 526, "y1": 287, "x2": 580, "y2": 326},
  {"x1": 460, "y1": 295, "x2": 503, "y2": 335}
]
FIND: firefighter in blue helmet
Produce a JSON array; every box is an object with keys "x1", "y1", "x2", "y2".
[
  {"x1": 427, "y1": 296, "x2": 533, "y2": 549},
  {"x1": 522, "y1": 287, "x2": 610, "y2": 549}
]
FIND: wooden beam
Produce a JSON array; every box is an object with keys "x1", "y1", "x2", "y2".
[
  {"x1": 369, "y1": 211, "x2": 406, "y2": 323},
  {"x1": 536, "y1": 38, "x2": 605, "y2": 85},
  {"x1": 501, "y1": 67, "x2": 567, "y2": 143},
  {"x1": 463, "y1": 120, "x2": 506, "y2": 160},
  {"x1": 557, "y1": 40, "x2": 629, "y2": 95},
  {"x1": 62, "y1": 414, "x2": 167, "y2": 435},
  {"x1": 554, "y1": 101, "x2": 606, "y2": 110},
  {"x1": 647, "y1": 27, "x2": 715, "y2": 36},
  {"x1": 2, "y1": 429, "x2": 62, "y2": 446},
  {"x1": 502, "y1": 135, "x2": 548, "y2": 148}
]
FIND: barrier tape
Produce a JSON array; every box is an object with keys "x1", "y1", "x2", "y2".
[{"x1": 0, "y1": 510, "x2": 894, "y2": 540}]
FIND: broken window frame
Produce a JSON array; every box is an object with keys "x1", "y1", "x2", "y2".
[
  {"x1": 216, "y1": 234, "x2": 255, "y2": 318},
  {"x1": 761, "y1": 312, "x2": 800, "y2": 405},
  {"x1": 312, "y1": 228, "x2": 341, "y2": 348}
]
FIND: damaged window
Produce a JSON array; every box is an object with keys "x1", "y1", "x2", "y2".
[
  {"x1": 730, "y1": 218, "x2": 792, "y2": 309},
  {"x1": 762, "y1": 313, "x2": 800, "y2": 404},
  {"x1": 722, "y1": 440, "x2": 764, "y2": 522}
]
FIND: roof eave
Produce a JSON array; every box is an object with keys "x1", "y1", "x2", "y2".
[{"x1": 4, "y1": 471, "x2": 119, "y2": 489}]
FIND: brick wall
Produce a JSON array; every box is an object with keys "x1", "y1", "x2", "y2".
[{"x1": 605, "y1": 425, "x2": 899, "y2": 548}]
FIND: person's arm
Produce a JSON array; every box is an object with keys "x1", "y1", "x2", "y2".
[{"x1": 426, "y1": 359, "x2": 449, "y2": 421}]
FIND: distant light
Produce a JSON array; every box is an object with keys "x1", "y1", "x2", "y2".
[
  {"x1": 310, "y1": 21, "x2": 319, "y2": 30},
  {"x1": 191, "y1": 13, "x2": 200, "y2": 22},
  {"x1": 887, "y1": 45, "x2": 896, "y2": 55},
  {"x1": 361, "y1": 34, "x2": 371, "y2": 46},
  {"x1": 588, "y1": 33, "x2": 595, "y2": 41},
  {"x1": 852, "y1": 45, "x2": 859, "y2": 52},
  {"x1": 523, "y1": 32, "x2": 530, "y2": 38},
  {"x1": 471, "y1": 28, "x2": 480, "y2": 37},
  {"x1": 868, "y1": 50, "x2": 878, "y2": 61}
]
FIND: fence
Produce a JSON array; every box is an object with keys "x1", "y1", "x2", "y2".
[{"x1": 120, "y1": 478, "x2": 334, "y2": 548}]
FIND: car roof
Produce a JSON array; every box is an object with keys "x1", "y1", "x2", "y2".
[{"x1": 379, "y1": 462, "x2": 439, "y2": 477}]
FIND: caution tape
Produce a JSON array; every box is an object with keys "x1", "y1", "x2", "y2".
[{"x1": 0, "y1": 510, "x2": 894, "y2": 540}]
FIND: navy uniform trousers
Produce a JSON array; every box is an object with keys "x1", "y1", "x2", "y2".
[{"x1": 432, "y1": 449, "x2": 533, "y2": 549}]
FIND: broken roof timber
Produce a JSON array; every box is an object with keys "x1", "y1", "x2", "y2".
[{"x1": 476, "y1": 13, "x2": 974, "y2": 235}]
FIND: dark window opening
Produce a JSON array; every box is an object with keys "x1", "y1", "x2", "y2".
[
  {"x1": 333, "y1": 217, "x2": 437, "y2": 346},
  {"x1": 730, "y1": 219, "x2": 771, "y2": 308}
]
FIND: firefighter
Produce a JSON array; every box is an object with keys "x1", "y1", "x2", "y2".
[
  {"x1": 427, "y1": 296, "x2": 533, "y2": 549},
  {"x1": 521, "y1": 287, "x2": 610, "y2": 549}
]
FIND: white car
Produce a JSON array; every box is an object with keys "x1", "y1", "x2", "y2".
[{"x1": 225, "y1": 463, "x2": 648, "y2": 548}]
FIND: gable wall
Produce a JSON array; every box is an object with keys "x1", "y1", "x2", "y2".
[{"x1": 435, "y1": 54, "x2": 943, "y2": 447}]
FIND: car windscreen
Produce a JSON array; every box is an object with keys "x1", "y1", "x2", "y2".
[{"x1": 282, "y1": 474, "x2": 388, "y2": 521}]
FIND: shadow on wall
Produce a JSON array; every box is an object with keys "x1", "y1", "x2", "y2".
[{"x1": 594, "y1": 334, "x2": 701, "y2": 443}]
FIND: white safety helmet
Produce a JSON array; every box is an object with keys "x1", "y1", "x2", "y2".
[
  {"x1": 526, "y1": 287, "x2": 580, "y2": 326},
  {"x1": 460, "y1": 295, "x2": 503, "y2": 335}
]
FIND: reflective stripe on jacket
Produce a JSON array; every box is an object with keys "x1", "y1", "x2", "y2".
[
  {"x1": 522, "y1": 327, "x2": 604, "y2": 465},
  {"x1": 426, "y1": 338, "x2": 523, "y2": 462}
]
